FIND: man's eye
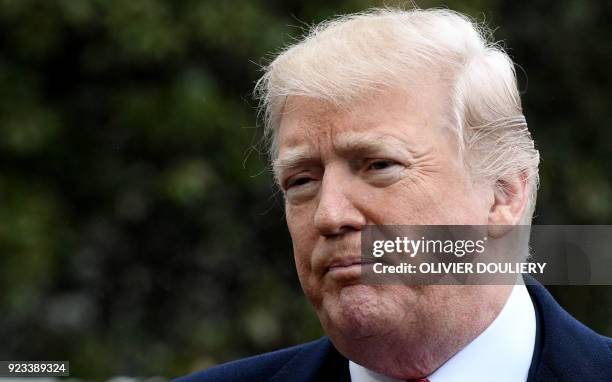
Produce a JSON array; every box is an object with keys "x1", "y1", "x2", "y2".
[
  {"x1": 287, "y1": 177, "x2": 312, "y2": 189},
  {"x1": 367, "y1": 160, "x2": 396, "y2": 171}
]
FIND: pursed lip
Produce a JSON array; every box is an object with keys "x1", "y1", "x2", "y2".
[{"x1": 324, "y1": 257, "x2": 374, "y2": 274}]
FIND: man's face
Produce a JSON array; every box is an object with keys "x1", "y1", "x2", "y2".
[{"x1": 275, "y1": 84, "x2": 497, "y2": 348}]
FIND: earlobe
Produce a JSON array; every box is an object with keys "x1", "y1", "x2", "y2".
[{"x1": 487, "y1": 172, "x2": 529, "y2": 237}]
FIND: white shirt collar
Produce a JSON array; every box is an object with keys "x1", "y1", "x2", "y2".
[{"x1": 349, "y1": 284, "x2": 536, "y2": 382}]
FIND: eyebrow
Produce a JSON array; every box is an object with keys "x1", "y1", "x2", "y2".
[
  {"x1": 272, "y1": 149, "x2": 318, "y2": 184},
  {"x1": 272, "y1": 133, "x2": 414, "y2": 181}
]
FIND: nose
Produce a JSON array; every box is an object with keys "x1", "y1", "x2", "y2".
[{"x1": 313, "y1": 168, "x2": 366, "y2": 237}]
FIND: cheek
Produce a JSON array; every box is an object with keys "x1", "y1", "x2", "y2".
[
  {"x1": 285, "y1": 205, "x2": 317, "y2": 277},
  {"x1": 432, "y1": 176, "x2": 491, "y2": 223},
  {"x1": 370, "y1": 176, "x2": 486, "y2": 225},
  {"x1": 364, "y1": 181, "x2": 440, "y2": 224},
  {"x1": 291, "y1": 235, "x2": 322, "y2": 309},
  {"x1": 286, "y1": 204, "x2": 315, "y2": 251}
]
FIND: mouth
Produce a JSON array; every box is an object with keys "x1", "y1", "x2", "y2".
[
  {"x1": 328, "y1": 259, "x2": 362, "y2": 271},
  {"x1": 325, "y1": 258, "x2": 373, "y2": 280}
]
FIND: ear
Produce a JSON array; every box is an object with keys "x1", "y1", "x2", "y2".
[{"x1": 487, "y1": 171, "x2": 529, "y2": 238}]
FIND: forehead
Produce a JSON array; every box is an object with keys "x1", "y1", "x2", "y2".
[{"x1": 276, "y1": 84, "x2": 451, "y2": 153}]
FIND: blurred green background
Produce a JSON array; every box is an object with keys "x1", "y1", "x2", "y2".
[{"x1": 0, "y1": 0, "x2": 610, "y2": 379}]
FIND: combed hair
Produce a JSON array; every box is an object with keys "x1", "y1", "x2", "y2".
[{"x1": 254, "y1": 7, "x2": 540, "y2": 222}]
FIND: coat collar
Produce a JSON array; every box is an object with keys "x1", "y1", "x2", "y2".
[
  {"x1": 526, "y1": 281, "x2": 612, "y2": 381},
  {"x1": 269, "y1": 336, "x2": 349, "y2": 382}
]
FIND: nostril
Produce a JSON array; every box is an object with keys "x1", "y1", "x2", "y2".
[{"x1": 321, "y1": 225, "x2": 361, "y2": 239}]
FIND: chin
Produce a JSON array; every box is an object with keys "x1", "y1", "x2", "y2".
[{"x1": 319, "y1": 284, "x2": 401, "y2": 339}]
